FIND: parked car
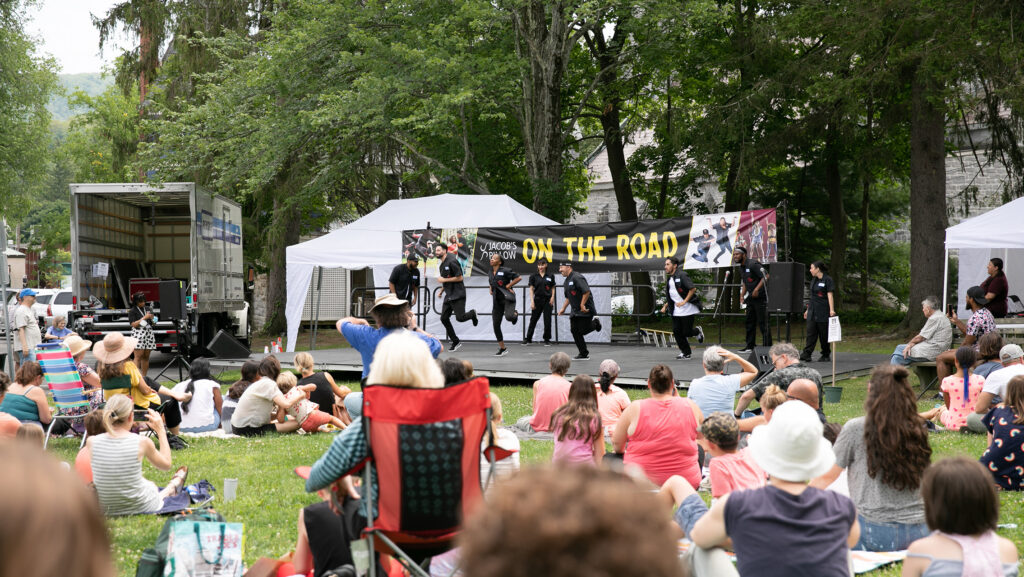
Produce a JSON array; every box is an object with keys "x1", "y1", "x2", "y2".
[
  {"x1": 44, "y1": 289, "x2": 74, "y2": 327},
  {"x1": 29, "y1": 289, "x2": 55, "y2": 326}
]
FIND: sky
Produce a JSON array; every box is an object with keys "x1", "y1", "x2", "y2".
[{"x1": 26, "y1": 0, "x2": 125, "y2": 74}]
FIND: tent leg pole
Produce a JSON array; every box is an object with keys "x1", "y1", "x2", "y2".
[{"x1": 942, "y1": 249, "x2": 949, "y2": 314}]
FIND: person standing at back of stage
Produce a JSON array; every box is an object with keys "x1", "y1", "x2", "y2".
[
  {"x1": 488, "y1": 253, "x2": 521, "y2": 357},
  {"x1": 388, "y1": 254, "x2": 421, "y2": 306},
  {"x1": 661, "y1": 257, "x2": 704, "y2": 360},
  {"x1": 734, "y1": 247, "x2": 771, "y2": 353},
  {"x1": 434, "y1": 243, "x2": 479, "y2": 352},
  {"x1": 525, "y1": 260, "x2": 556, "y2": 346},
  {"x1": 801, "y1": 260, "x2": 836, "y2": 363},
  {"x1": 557, "y1": 261, "x2": 602, "y2": 360},
  {"x1": 708, "y1": 215, "x2": 737, "y2": 265}
]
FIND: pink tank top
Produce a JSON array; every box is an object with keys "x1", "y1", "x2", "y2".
[
  {"x1": 530, "y1": 375, "x2": 571, "y2": 432},
  {"x1": 624, "y1": 397, "x2": 700, "y2": 487}
]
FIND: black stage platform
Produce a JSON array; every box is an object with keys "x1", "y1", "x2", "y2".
[{"x1": 207, "y1": 342, "x2": 890, "y2": 387}]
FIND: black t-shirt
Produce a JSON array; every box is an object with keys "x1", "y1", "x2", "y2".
[
  {"x1": 389, "y1": 264, "x2": 421, "y2": 301},
  {"x1": 712, "y1": 222, "x2": 732, "y2": 243},
  {"x1": 529, "y1": 272, "x2": 557, "y2": 304},
  {"x1": 563, "y1": 271, "x2": 593, "y2": 316},
  {"x1": 297, "y1": 372, "x2": 334, "y2": 415},
  {"x1": 489, "y1": 266, "x2": 520, "y2": 301},
  {"x1": 438, "y1": 254, "x2": 467, "y2": 301},
  {"x1": 739, "y1": 260, "x2": 767, "y2": 301},
  {"x1": 807, "y1": 274, "x2": 835, "y2": 320},
  {"x1": 128, "y1": 305, "x2": 149, "y2": 324},
  {"x1": 667, "y1": 269, "x2": 700, "y2": 308}
]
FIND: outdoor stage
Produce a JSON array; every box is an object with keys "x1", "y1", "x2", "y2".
[{"x1": 206, "y1": 342, "x2": 891, "y2": 387}]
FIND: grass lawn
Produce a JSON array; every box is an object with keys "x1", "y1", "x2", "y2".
[{"x1": 44, "y1": 369, "x2": 1023, "y2": 577}]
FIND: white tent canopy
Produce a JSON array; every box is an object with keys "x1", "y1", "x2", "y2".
[
  {"x1": 285, "y1": 194, "x2": 612, "y2": 351},
  {"x1": 944, "y1": 196, "x2": 1024, "y2": 317}
]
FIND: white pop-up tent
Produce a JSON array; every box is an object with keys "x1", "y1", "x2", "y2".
[
  {"x1": 944, "y1": 196, "x2": 1024, "y2": 317},
  {"x1": 285, "y1": 194, "x2": 612, "y2": 351}
]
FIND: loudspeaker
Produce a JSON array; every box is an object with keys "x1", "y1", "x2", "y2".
[
  {"x1": 746, "y1": 346, "x2": 774, "y2": 377},
  {"x1": 159, "y1": 280, "x2": 187, "y2": 320},
  {"x1": 765, "y1": 262, "x2": 804, "y2": 314},
  {"x1": 207, "y1": 329, "x2": 251, "y2": 358}
]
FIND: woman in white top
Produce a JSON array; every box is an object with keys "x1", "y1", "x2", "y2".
[
  {"x1": 81, "y1": 394, "x2": 188, "y2": 516},
  {"x1": 230, "y1": 355, "x2": 304, "y2": 437},
  {"x1": 172, "y1": 358, "x2": 223, "y2": 433}
]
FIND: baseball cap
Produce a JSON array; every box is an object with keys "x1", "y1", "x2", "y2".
[
  {"x1": 406, "y1": 254, "x2": 419, "y2": 262},
  {"x1": 1000, "y1": 344, "x2": 1024, "y2": 363},
  {"x1": 558, "y1": 261, "x2": 573, "y2": 267},
  {"x1": 18, "y1": 288, "x2": 36, "y2": 298},
  {"x1": 967, "y1": 286, "x2": 990, "y2": 306},
  {"x1": 699, "y1": 412, "x2": 739, "y2": 448}
]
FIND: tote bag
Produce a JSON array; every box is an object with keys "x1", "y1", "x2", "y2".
[{"x1": 164, "y1": 520, "x2": 244, "y2": 577}]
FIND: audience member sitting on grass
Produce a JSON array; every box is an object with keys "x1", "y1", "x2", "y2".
[
  {"x1": 74, "y1": 410, "x2": 107, "y2": 484},
  {"x1": 95, "y1": 332, "x2": 190, "y2": 436},
  {"x1": 481, "y1": 392, "x2": 519, "y2": 491},
  {"x1": 221, "y1": 358, "x2": 258, "y2": 433},
  {"x1": 303, "y1": 331, "x2": 445, "y2": 562},
  {"x1": 230, "y1": 355, "x2": 305, "y2": 436},
  {"x1": 282, "y1": 481, "x2": 356, "y2": 577},
  {"x1": 0, "y1": 411, "x2": 18, "y2": 437},
  {"x1": 612, "y1": 364, "x2": 703, "y2": 487},
  {"x1": 936, "y1": 286, "x2": 997, "y2": 383},
  {"x1": 170, "y1": 358, "x2": 223, "y2": 433},
  {"x1": 16, "y1": 422, "x2": 45, "y2": 447},
  {"x1": 889, "y1": 296, "x2": 953, "y2": 366},
  {"x1": 973, "y1": 332, "x2": 1005, "y2": 378},
  {"x1": 277, "y1": 372, "x2": 346, "y2": 433},
  {"x1": 460, "y1": 466, "x2": 684, "y2": 577},
  {"x1": 596, "y1": 359, "x2": 630, "y2": 436},
  {"x1": 65, "y1": 335, "x2": 102, "y2": 407},
  {"x1": 551, "y1": 374, "x2": 604, "y2": 466},
  {"x1": 81, "y1": 394, "x2": 189, "y2": 516},
  {"x1": 811, "y1": 364, "x2": 931, "y2": 551},
  {"x1": 919, "y1": 346, "x2": 984, "y2": 432},
  {"x1": 968, "y1": 344, "x2": 1024, "y2": 434},
  {"x1": 734, "y1": 342, "x2": 825, "y2": 419},
  {"x1": 980, "y1": 375, "x2": 1024, "y2": 491},
  {"x1": 667, "y1": 401, "x2": 858, "y2": 577},
  {"x1": 441, "y1": 357, "x2": 473, "y2": 385},
  {"x1": 0, "y1": 442, "x2": 117, "y2": 577},
  {"x1": 737, "y1": 382, "x2": 797, "y2": 433},
  {"x1": 687, "y1": 346, "x2": 758, "y2": 418},
  {"x1": 295, "y1": 351, "x2": 350, "y2": 416},
  {"x1": 515, "y1": 351, "x2": 571, "y2": 433},
  {"x1": 43, "y1": 315, "x2": 74, "y2": 341},
  {"x1": 0, "y1": 361, "x2": 62, "y2": 433},
  {"x1": 903, "y1": 457, "x2": 1019, "y2": 577},
  {"x1": 695, "y1": 411, "x2": 765, "y2": 499}
]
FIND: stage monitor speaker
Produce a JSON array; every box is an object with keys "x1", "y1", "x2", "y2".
[
  {"x1": 158, "y1": 280, "x2": 187, "y2": 320},
  {"x1": 766, "y1": 262, "x2": 804, "y2": 314},
  {"x1": 746, "y1": 346, "x2": 774, "y2": 378},
  {"x1": 207, "y1": 329, "x2": 251, "y2": 358}
]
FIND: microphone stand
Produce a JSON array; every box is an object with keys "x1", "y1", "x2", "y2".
[{"x1": 712, "y1": 269, "x2": 731, "y2": 320}]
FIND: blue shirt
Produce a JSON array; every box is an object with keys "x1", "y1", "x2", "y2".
[
  {"x1": 46, "y1": 326, "x2": 73, "y2": 339},
  {"x1": 686, "y1": 373, "x2": 742, "y2": 416},
  {"x1": 340, "y1": 323, "x2": 442, "y2": 378}
]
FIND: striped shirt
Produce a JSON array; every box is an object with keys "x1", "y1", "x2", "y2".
[{"x1": 90, "y1": 433, "x2": 163, "y2": 516}]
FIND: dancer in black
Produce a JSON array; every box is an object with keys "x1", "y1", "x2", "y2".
[
  {"x1": 660, "y1": 257, "x2": 704, "y2": 359},
  {"x1": 525, "y1": 260, "x2": 556, "y2": 345},
  {"x1": 734, "y1": 247, "x2": 771, "y2": 352},
  {"x1": 557, "y1": 262, "x2": 601, "y2": 360},
  {"x1": 434, "y1": 244, "x2": 478, "y2": 351},
  {"x1": 708, "y1": 215, "x2": 738, "y2": 264},
  {"x1": 488, "y1": 253, "x2": 521, "y2": 356},
  {"x1": 388, "y1": 255, "x2": 421, "y2": 305},
  {"x1": 691, "y1": 229, "x2": 713, "y2": 263},
  {"x1": 800, "y1": 260, "x2": 836, "y2": 362}
]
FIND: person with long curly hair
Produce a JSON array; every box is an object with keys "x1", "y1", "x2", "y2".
[{"x1": 811, "y1": 364, "x2": 932, "y2": 551}]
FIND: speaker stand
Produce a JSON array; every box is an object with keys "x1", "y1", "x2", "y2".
[{"x1": 155, "y1": 320, "x2": 191, "y2": 383}]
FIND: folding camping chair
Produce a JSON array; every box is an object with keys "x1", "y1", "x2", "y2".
[
  {"x1": 35, "y1": 342, "x2": 97, "y2": 449},
  {"x1": 342, "y1": 376, "x2": 498, "y2": 577}
]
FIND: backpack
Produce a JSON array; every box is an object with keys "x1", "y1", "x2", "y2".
[{"x1": 135, "y1": 507, "x2": 226, "y2": 577}]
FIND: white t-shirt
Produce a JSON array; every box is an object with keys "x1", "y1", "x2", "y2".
[
  {"x1": 171, "y1": 378, "x2": 220, "y2": 430},
  {"x1": 668, "y1": 277, "x2": 699, "y2": 317},
  {"x1": 480, "y1": 427, "x2": 520, "y2": 491},
  {"x1": 14, "y1": 304, "x2": 41, "y2": 350},
  {"x1": 231, "y1": 377, "x2": 281, "y2": 428},
  {"x1": 981, "y1": 363, "x2": 1024, "y2": 401}
]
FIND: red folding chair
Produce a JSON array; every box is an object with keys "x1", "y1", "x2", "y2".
[{"x1": 350, "y1": 376, "x2": 496, "y2": 577}]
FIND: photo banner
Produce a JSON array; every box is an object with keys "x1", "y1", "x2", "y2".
[{"x1": 401, "y1": 209, "x2": 776, "y2": 276}]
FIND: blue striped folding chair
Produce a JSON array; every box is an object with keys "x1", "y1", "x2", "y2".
[{"x1": 35, "y1": 342, "x2": 92, "y2": 449}]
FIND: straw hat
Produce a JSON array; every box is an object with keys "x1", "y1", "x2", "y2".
[
  {"x1": 63, "y1": 335, "x2": 93, "y2": 358},
  {"x1": 747, "y1": 401, "x2": 835, "y2": 482},
  {"x1": 92, "y1": 332, "x2": 138, "y2": 364}
]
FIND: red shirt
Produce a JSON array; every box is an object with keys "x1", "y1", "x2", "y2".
[
  {"x1": 982, "y1": 273, "x2": 1009, "y2": 318},
  {"x1": 623, "y1": 397, "x2": 700, "y2": 487}
]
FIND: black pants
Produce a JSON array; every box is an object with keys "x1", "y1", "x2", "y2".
[
  {"x1": 570, "y1": 314, "x2": 598, "y2": 356},
  {"x1": 744, "y1": 299, "x2": 771, "y2": 349},
  {"x1": 491, "y1": 294, "x2": 517, "y2": 342},
  {"x1": 713, "y1": 240, "x2": 732, "y2": 264},
  {"x1": 135, "y1": 388, "x2": 183, "y2": 430},
  {"x1": 440, "y1": 298, "x2": 475, "y2": 343},
  {"x1": 526, "y1": 300, "x2": 553, "y2": 343},
  {"x1": 671, "y1": 315, "x2": 700, "y2": 356},
  {"x1": 802, "y1": 317, "x2": 830, "y2": 359}
]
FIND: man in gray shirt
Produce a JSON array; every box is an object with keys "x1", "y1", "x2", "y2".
[
  {"x1": 14, "y1": 288, "x2": 41, "y2": 369},
  {"x1": 890, "y1": 296, "x2": 952, "y2": 365}
]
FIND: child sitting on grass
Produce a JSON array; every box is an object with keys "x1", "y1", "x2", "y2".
[
  {"x1": 550, "y1": 374, "x2": 604, "y2": 466},
  {"x1": 276, "y1": 372, "x2": 346, "y2": 433},
  {"x1": 980, "y1": 375, "x2": 1024, "y2": 490},
  {"x1": 920, "y1": 346, "x2": 985, "y2": 432}
]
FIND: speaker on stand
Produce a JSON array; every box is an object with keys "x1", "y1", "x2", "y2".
[
  {"x1": 155, "y1": 280, "x2": 191, "y2": 382},
  {"x1": 765, "y1": 262, "x2": 805, "y2": 343}
]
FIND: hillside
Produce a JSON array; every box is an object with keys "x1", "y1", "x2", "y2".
[{"x1": 48, "y1": 73, "x2": 113, "y2": 123}]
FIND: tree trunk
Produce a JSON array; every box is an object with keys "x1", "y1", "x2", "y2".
[
  {"x1": 903, "y1": 69, "x2": 948, "y2": 333},
  {"x1": 263, "y1": 193, "x2": 301, "y2": 335},
  {"x1": 825, "y1": 122, "x2": 846, "y2": 310},
  {"x1": 859, "y1": 177, "x2": 870, "y2": 311}
]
